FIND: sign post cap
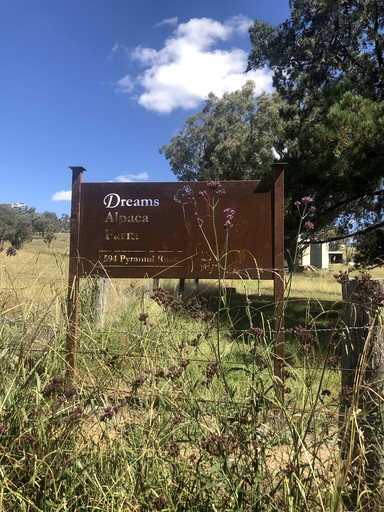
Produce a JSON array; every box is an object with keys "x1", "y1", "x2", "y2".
[{"x1": 69, "y1": 166, "x2": 87, "y2": 173}]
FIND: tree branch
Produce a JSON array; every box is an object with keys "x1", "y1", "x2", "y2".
[
  {"x1": 314, "y1": 220, "x2": 384, "y2": 244},
  {"x1": 315, "y1": 189, "x2": 384, "y2": 221}
]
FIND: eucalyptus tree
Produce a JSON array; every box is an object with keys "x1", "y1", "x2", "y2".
[
  {"x1": 0, "y1": 204, "x2": 33, "y2": 249},
  {"x1": 160, "y1": 81, "x2": 285, "y2": 182}
]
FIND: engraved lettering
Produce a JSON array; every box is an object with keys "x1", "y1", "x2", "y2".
[
  {"x1": 104, "y1": 212, "x2": 149, "y2": 224},
  {"x1": 105, "y1": 212, "x2": 114, "y2": 222},
  {"x1": 157, "y1": 255, "x2": 180, "y2": 264},
  {"x1": 103, "y1": 193, "x2": 160, "y2": 208},
  {"x1": 105, "y1": 229, "x2": 139, "y2": 241},
  {"x1": 118, "y1": 254, "x2": 155, "y2": 265},
  {"x1": 104, "y1": 193, "x2": 120, "y2": 208}
]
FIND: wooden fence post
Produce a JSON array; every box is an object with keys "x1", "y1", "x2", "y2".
[
  {"x1": 92, "y1": 277, "x2": 109, "y2": 327},
  {"x1": 342, "y1": 277, "x2": 384, "y2": 506}
]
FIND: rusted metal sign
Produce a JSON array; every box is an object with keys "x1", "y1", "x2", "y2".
[
  {"x1": 77, "y1": 175, "x2": 283, "y2": 280},
  {"x1": 66, "y1": 166, "x2": 285, "y2": 385}
]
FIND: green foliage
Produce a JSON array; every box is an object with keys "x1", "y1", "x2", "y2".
[
  {"x1": 295, "y1": 93, "x2": 384, "y2": 235},
  {"x1": 32, "y1": 211, "x2": 62, "y2": 247},
  {"x1": 32, "y1": 211, "x2": 58, "y2": 236},
  {"x1": 59, "y1": 213, "x2": 70, "y2": 232},
  {"x1": 313, "y1": 94, "x2": 384, "y2": 184},
  {"x1": 248, "y1": 0, "x2": 384, "y2": 105},
  {"x1": 247, "y1": 0, "x2": 384, "y2": 259},
  {"x1": 160, "y1": 81, "x2": 285, "y2": 181},
  {"x1": 0, "y1": 205, "x2": 69, "y2": 250},
  {"x1": 0, "y1": 204, "x2": 33, "y2": 249},
  {"x1": 354, "y1": 228, "x2": 384, "y2": 266}
]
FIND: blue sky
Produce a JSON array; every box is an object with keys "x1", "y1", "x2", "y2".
[{"x1": 1, "y1": 0, "x2": 290, "y2": 216}]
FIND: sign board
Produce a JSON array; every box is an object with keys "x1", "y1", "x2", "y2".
[
  {"x1": 65, "y1": 166, "x2": 285, "y2": 387},
  {"x1": 77, "y1": 178, "x2": 282, "y2": 280}
]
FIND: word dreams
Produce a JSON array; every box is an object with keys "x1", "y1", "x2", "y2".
[{"x1": 103, "y1": 193, "x2": 160, "y2": 209}]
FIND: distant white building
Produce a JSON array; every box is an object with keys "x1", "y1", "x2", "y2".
[
  {"x1": 10, "y1": 202, "x2": 28, "y2": 212},
  {"x1": 301, "y1": 242, "x2": 330, "y2": 269}
]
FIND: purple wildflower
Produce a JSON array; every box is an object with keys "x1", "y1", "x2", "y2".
[
  {"x1": 21, "y1": 433, "x2": 36, "y2": 444},
  {"x1": 294, "y1": 201, "x2": 301, "y2": 207},
  {"x1": 248, "y1": 327, "x2": 263, "y2": 336},
  {"x1": 153, "y1": 496, "x2": 168, "y2": 510},
  {"x1": 139, "y1": 312, "x2": 149, "y2": 323},
  {"x1": 100, "y1": 406, "x2": 115, "y2": 422},
  {"x1": 224, "y1": 207, "x2": 235, "y2": 230},
  {"x1": 304, "y1": 221, "x2": 315, "y2": 230},
  {"x1": 172, "y1": 415, "x2": 183, "y2": 425},
  {"x1": 131, "y1": 374, "x2": 147, "y2": 389},
  {"x1": 207, "y1": 180, "x2": 226, "y2": 194},
  {"x1": 196, "y1": 217, "x2": 204, "y2": 227},
  {"x1": 6, "y1": 247, "x2": 17, "y2": 257},
  {"x1": 167, "y1": 441, "x2": 181, "y2": 458},
  {"x1": 207, "y1": 180, "x2": 221, "y2": 189},
  {"x1": 301, "y1": 196, "x2": 314, "y2": 203},
  {"x1": 223, "y1": 208, "x2": 235, "y2": 219}
]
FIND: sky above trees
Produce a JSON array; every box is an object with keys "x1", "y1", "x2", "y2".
[{"x1": 0, "y1": 0, "x2": 290, "y2": 215}]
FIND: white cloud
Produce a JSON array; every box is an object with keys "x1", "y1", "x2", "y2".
[
  {"x1": 116, "y1": 75, "x2": 135, "y2": 93},
  {"x1": 226, "y1": 15, "x2": 254, "y2": 35},
  {"x1": 131, "y1": 46, "x2": 158, "y2": 66},
  {"x1": 52, "y1": 190, "x2": 72, "y2": 201},
  {"x1": 112, "y1": 172, "x2": 149, "y2": 182},
  {"x1": 109, "y1": 42, "x2": 120, "y2": 57},
  {"x1": 116, "y1": 16, "x2": 272, "y2": 114},
  {"x1": 154, "y1": 17, "x2": 179, "y2": 28},
  {"x1": 108, "y1": 42, "x2": 130, "y2": 60}
]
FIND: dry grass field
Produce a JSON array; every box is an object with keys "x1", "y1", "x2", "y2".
[{"x1": 0, "y1": 234, "x2": 383, "y2": 511}]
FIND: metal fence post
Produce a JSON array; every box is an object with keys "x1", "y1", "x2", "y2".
[{"x1": 66, "y1": 166, "x2": 85, "y2": 381}]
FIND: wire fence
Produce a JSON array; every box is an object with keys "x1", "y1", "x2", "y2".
[
  {"x1": 2, "y1": 277, "x2": 382, "y2": 426},
  {"x1": 0, "y1": 324, "x2": 379, "y2": 369}
]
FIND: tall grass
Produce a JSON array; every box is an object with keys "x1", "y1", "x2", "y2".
[{"x1": 0, "y1": 234, "x2": 384, "y2": 510}]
